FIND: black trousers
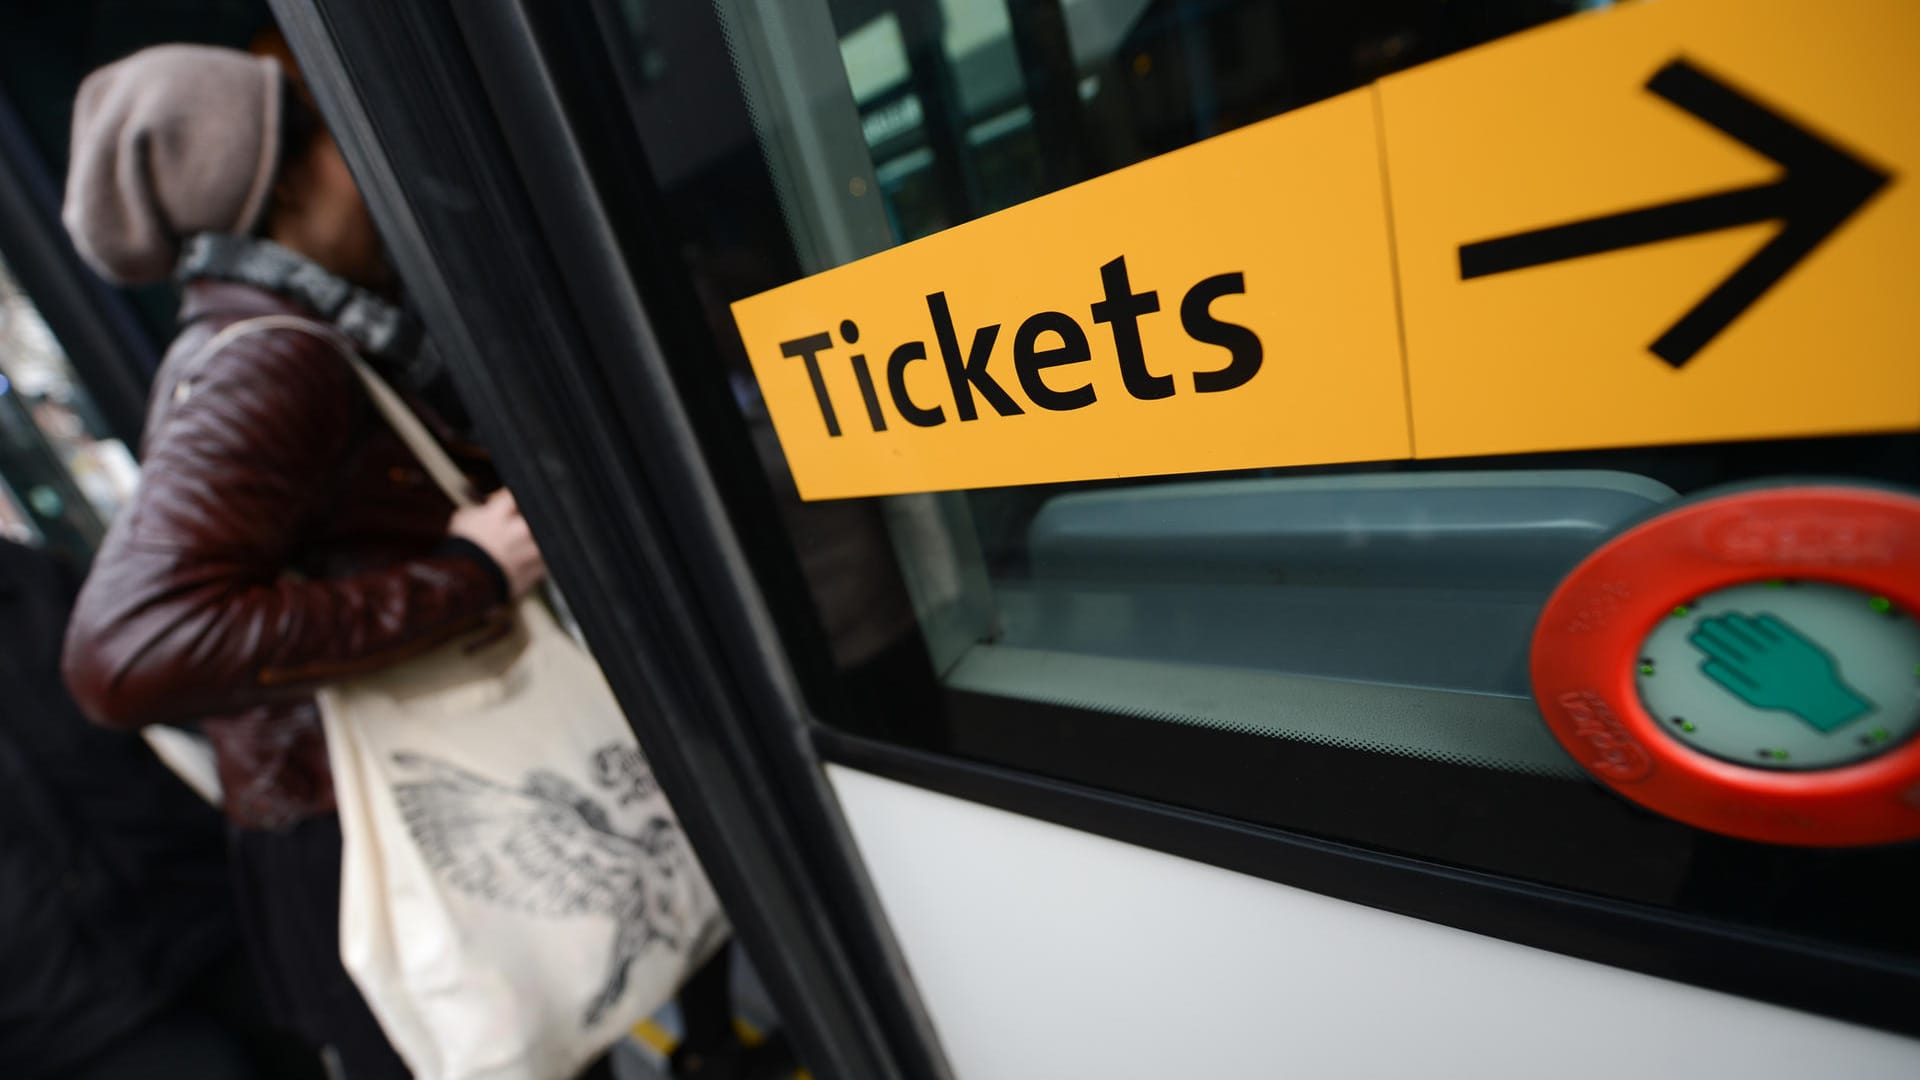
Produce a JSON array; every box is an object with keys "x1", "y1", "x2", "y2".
[
  {"x1": 230, "y1": 816, "x2": 417, "y2": 1080},
  {"x1": 50, "y1": 952, "x2": 326, "y2": 1080},
  {"x1": 231, "y1": 814, "x2": 724, "y2": 1080},
  {"x1": 53, "y1": 1003, "x2": 252, "y2": 1080}
]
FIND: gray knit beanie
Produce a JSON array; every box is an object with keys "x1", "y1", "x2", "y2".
[{"x1": 62, "y1": 45, "x2": 284, "y2": 285}]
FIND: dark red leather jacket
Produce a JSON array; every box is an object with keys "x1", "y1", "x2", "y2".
[{"x1": 62, "y1": 281, "x2": 504, "y2": 829}]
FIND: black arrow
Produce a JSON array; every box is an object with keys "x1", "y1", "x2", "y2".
[{"x1": 1458, "y1": 58, "x2": 1889, "y2": 367}]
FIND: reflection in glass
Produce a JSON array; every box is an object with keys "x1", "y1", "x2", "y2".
[
  {"x1": 0, "y1": 253, "x2": 138, "y2": 557},
  {"x1": 830, "y1": 0, "x2": 1602, "y2": 240}
]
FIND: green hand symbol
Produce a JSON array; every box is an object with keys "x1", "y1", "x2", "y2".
[{"x1": 1689, "y1": 612, "x2": 1873, "y2": 733}]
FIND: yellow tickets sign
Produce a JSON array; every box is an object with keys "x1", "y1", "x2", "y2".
[
  {"x1": 1381, "y1": 0, "x2": 1920, "y2": 458},
  {"x1": 729, "y1": 90, "x2": 1410, "y2": 500},
  {"x1": 731, "y1": 0, "x2": 1918, "y2": 500}
]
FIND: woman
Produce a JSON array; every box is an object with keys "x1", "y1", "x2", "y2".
[{"x1": 59, "y1": 45, "x2": 543, "y2": 1079}]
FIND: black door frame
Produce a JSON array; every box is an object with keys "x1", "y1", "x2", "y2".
[{"x1": 267, "y1": 2, "x2": 951, "y2": 1078}]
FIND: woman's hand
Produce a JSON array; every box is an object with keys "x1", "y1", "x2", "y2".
[{"x1": 449, "y1": 490, "x2": 547, "y2": 599}]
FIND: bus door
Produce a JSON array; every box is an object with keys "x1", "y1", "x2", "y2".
[{"x1": 279, "y1": 1, "x2": 1920, "y2": 1077}]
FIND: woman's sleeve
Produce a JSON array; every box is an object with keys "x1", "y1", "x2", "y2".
[{"x1": 62, "y1": 328, "x2": 506, "y2": 730}]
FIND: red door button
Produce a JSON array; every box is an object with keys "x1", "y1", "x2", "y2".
[{"x1": 1531, "y1": 485, "x2": 1920, "y2": 846}]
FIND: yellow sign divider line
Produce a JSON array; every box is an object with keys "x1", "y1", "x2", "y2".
[
  {"x1": 731, "y1": 0, "x2": 1919, "y2": 501},
  {"x1": 1370, "y1": 84, "x2": 1420, "y2": 460}
]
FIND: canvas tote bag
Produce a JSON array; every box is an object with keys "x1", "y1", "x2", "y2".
[
  {"x1": 201, "y1": 316, "x2": 726, "y2": 1080},
  {"x1": 140, "y1": 723, "x2": 223, "y2": 805}
]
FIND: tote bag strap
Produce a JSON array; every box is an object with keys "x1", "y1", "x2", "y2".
[
  {"x1": 195, "y1": 316, "x2": 587, "y2": 642},
  {"x1": 181, "y1": 315, "x2": 476, "y2": 509}
]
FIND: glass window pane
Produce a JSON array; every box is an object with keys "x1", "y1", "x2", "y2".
[
  {"x1": 0, "y1": 252, "x2": 138, "y2": 557},
  {"x1": 587, "y1": 0, "x2": 1920, "y2": 957},
  {"x1": 819, "y1": 0, "x2": 1602, "y2": 240}
]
